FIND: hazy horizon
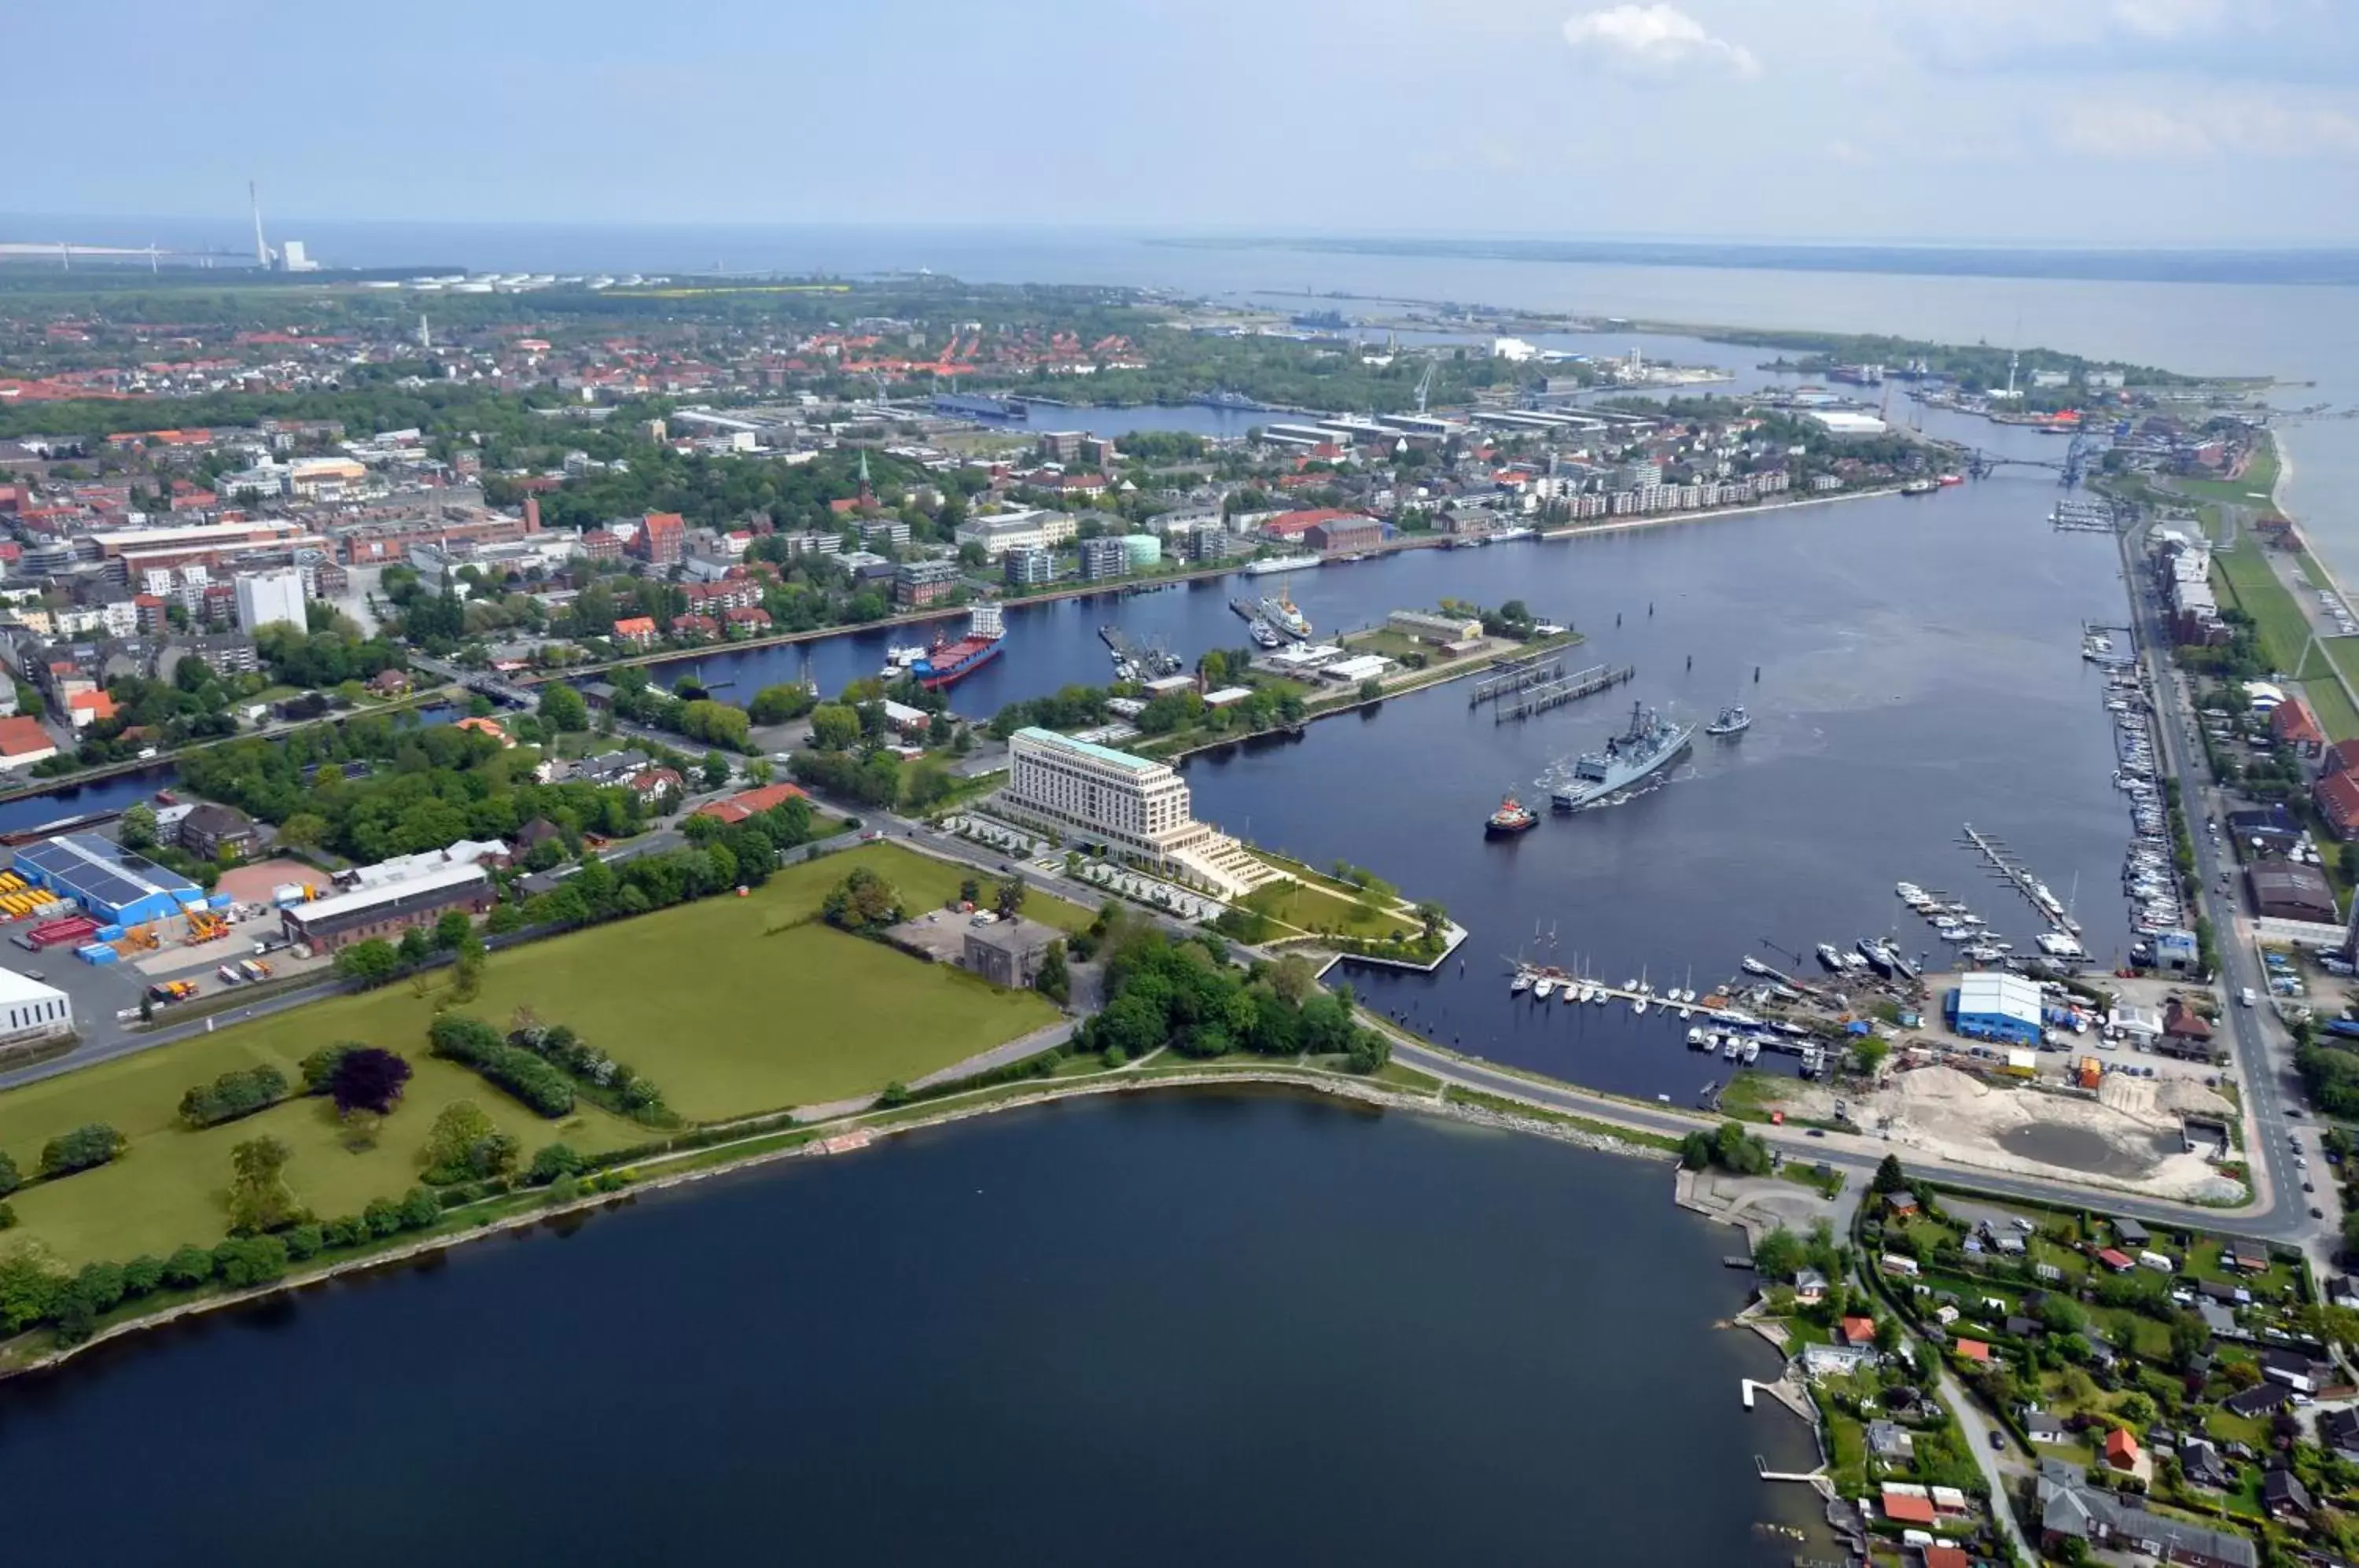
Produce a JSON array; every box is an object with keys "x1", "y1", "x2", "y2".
[{"x1": 14, "y1": 0, "x2": 2357, "y2": 248}]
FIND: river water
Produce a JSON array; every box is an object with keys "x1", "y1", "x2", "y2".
[
  {"x1": 4, "y1": 229, "x2": 2345, "y2": 1532},
  {"x1": 0, "y1": 1093, "x2": 1822, "y2": 1565}
]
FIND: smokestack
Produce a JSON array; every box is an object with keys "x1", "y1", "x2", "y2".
[
  {"x1": 523, "y1": 495, "x2": 540, "y2": 533},
  {"x1": 249, "y1": 180, "x2": 270, "y2": 269}
]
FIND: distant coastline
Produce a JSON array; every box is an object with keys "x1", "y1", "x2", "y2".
[{"x1": 1150, "y1": 235, "x2": 2359, "y2": 289}]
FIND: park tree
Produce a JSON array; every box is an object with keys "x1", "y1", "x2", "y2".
[
  {"x1": 328, "y1": 1047, "x2": 414, "y2": 1116},
  {"x1": 421, "y1": 1100, "x2": 517, "y2": 1183},
  {"x1": 1853, "y1": 1036, "x2": 1891, "y2": 1075},
  {"x1": 822, "y1": 867, "x2": 903, "y2": 936},
  {"x1": 397, "y1": 926, "x2": 432, "y2": 969},
  {"x1": 451, "y1": 929, "x2": 487, "y2": 1002},
  {"x1": 527, "y1": 1143, "x2": 583, "y2": 1185},
  {"x1": 227, "y1": 1136, "x2": 300, "y2": 1234},
  {"x1": 994, "y1": 878, "x2": 1026, "y2": 918},
  {"x1": 1870, "y1": 1154, "x2": 1908, "y2": 1195},
  {"x1": 702, "y1": 750, "x2": 732, "y2": 790},
  {"x1": 432, "y1": 909, "x2": 473, "y2": 951},
  {"x1": 0, "y1": 1150, "x2": 18, "y2": 1196},
  {"x1": 959, "y1": 877, "x2": 981, "y2": 907}
]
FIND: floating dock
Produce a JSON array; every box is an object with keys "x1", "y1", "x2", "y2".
[
  {"x1": 1099, "y1": 625, "x2": 1180, "y2": 678},
  {"x1": 1494, "y1": 663, "x2": 1635, "y2": 723},
  {"x1": 1959, "y1": 822, "x2": 2077, "y2": 933}
]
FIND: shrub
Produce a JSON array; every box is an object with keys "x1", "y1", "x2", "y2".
[
  {"x1": 527, "y1": 1143, "x2": 583, "y2": 1185},
  {"x1": 121, "y1": 1255, "x2": 164, "y2": 1297},
  {"x1": 161, "y1": 1244, "x2": 215, "y2": 1288},
  {"x1": 283, "y1": 1224, "x2": 324, "y2": 1261},
  {"x1": 0, "y1": 1150, "x2": 20, "y2": 1196},
  {"x1": 299, "y1": 1043, "x2": 355, "y2": 1094},
  {"x1": 428, "y1": 1016, "x2": 573, "y2": 1117},
  {"x1": 362, "y1": 1197, "x2": 403, "y2": 1237},
  {"x1": 399, "y1": 1187, "x2": 441, "y2": 1229},
  {"x1": 39, "y1": 1123, "x2": 126, "y2": 1179},
  {"x1": 212, "y1": 1235, "x2": 289, "y2": 1289},
  {"x1": 74, "y1": 1261, "x2": 126, "y2": 1312},
  {"x1": 178, "y1": 1066, "x2": 291, "y2": 1129}
]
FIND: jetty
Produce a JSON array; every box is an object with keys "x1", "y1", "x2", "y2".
[
  {"x1": 1742, "y1": 1378, "x2": 1816, "y2": 1423},
  {"x1": 1467, "y1": 653, "x2": 1566, "y2": 707},
  {"x1": 1099, "y1": 625, "x2": 1180, "y2": 678},
  {"x1": 1494, "y1": 663, "x2": 1635, "y2": 723},
  {"x1": 1958, "y1": 822, "x2": 2077, "y2": 933}
]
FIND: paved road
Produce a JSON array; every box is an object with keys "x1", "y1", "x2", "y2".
[
  {"x1": 2119, "y1": 518, "x2": 2314, "y2": 1246},
  {"x1": 1934, "y1": 1363, "x2": 2033, "y2": 1559}
]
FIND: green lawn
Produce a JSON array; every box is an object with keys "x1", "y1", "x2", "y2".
[
  {"x1": 0, "y1": 1033, "x2": 644, "y2": 1268},
  {"x1": 2214, "y1": 538, "x2": 2318, "y2": 674},
  {"x1": 772, "y1": 844, "x2": 1092, "y2": 933},
  {"x1": 0, "y1": 843, "x2": 1076, "y2": 1264}
]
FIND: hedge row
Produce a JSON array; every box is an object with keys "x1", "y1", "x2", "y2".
[{"x1": 426, "y1": 1017, "x2": 574, "y2": 1117}]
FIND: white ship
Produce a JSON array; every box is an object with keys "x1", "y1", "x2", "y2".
[{"x1": 1243, "y1": 554, "x2": 1321, "y2": 576}]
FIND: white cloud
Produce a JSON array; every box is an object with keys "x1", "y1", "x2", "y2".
[
  {"x1": 2056, "y1": 93, "x2": 2359, "y2": 158},
  {"x1": 1562, "y1": 5, "x2": 1761, "y2": 78}
]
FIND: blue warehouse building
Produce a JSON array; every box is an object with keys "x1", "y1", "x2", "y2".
[
  {"x1": 13, "y1": 834, "x2": 208, "y2": 926},
  {"x1": 1944, "y1": 970, "x2": 2046, "y2": 1047}
]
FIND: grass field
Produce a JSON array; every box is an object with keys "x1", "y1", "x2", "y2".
[
  {"x1": 0, "y1": 844, "x2": 1076, "y2": 1264},
  {"x1": 2207, "y1": 537, "x2": 2359, "y2": 742}
]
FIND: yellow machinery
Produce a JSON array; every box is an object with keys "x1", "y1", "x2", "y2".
[
  {"x1": 185, "y1": 909, "x2": 229, "y2": 944},
  {"x1": 113, "y1": 922, "x2": 159, "y2": 957}
]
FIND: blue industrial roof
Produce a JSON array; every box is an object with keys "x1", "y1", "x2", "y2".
[{"x1": 17, "y1": 833, "x2": 200, "y2": 909}]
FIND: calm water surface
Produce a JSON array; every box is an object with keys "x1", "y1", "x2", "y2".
[{"x1": 0, "y1": 1094, "x2": 1821, "y2": 1564}]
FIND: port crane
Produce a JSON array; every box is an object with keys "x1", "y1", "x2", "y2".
[{"x1": 1413, "y1": 358, "x2": 1437, "y2": 415}]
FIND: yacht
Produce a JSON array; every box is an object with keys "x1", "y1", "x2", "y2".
[
  {"x1": 1816, "y1": 943, "x2": 1846, "y2": 972},
  {"x1": 1510, "y1": 970, "x2": 1533, "y2": 994},
  {"x1": 1722, "y1": 1036, "x2": 1741, "y2": 1060},
  {"x1": 1533, "y1": 977, "x2": 1556, "y2": 1000},
  {"x1": 1632, "y1": 992, "x2": 1649, "y2": 1016},
  {"x1": 1740, "y1": 1038, "x2": 1761, "y2": 1065},
  {"x1": 1740, "y1": 955, "x2": 1776, "y2": 977}
]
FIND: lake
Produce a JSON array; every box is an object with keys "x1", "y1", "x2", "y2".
[{"x1": 0, "y1": 1092, "x2": 1824, "y2": 1565}]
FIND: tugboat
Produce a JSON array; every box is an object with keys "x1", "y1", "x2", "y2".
[
  {"x1": 1706, "y1": 704, "x2": 1750, "y2": 737},
  {"x1": 1485, "y1": 792, "x2": 1539, "y2": 837},
  {"x1": 1901, "y1": 477, "x2": 1938, "y2": 495}
]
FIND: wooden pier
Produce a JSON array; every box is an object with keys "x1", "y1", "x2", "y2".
[
  {"x1": 1468, "y1": 654, "x2": 1565, "y2": 706},
  {"x1": 1494, "y1": 663, "x2": 1635, "y2": 723}
]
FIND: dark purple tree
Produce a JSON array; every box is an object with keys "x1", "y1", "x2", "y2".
[{"x1": 329, "y1": 1047, "x2": 413, "y2": 1115}]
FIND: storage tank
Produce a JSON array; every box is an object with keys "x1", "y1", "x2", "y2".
[{"x1": 1121, "y1": 534, "x2": 1161, "y2": 569}]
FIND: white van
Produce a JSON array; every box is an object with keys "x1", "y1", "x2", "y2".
[{"x1": 2240, "y1": 987, "x2": 2256, "y2": 1007}]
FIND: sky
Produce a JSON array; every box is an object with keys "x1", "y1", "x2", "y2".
[{"x1": 13, "y1": 0, "x2": 2359, "y2": 246}]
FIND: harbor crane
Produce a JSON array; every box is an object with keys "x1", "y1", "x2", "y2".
[{"x1": 1413, "y1": 358, "x2": 1437, "y2": 415}]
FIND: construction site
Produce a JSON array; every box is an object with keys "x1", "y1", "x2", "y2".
[{"x1": 1763, "y1": 1063, "x2": 2247, "y2": 1203}]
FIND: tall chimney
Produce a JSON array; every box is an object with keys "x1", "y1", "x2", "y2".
[{"x1": 524, "y1": 495, "x2": 541, "y2": 533}]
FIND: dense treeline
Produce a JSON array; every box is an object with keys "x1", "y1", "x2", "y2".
[
  {"x1": 1070, "y1": 913, "x2": 1389, "y2": 1073},
  {"x1": 175, "y1": 714, "x2": 651, "y2": 862}
]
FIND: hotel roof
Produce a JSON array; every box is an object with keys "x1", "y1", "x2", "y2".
[{"x1": 1016, "y1": 726, "x2": 1157, "y2": 773}]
